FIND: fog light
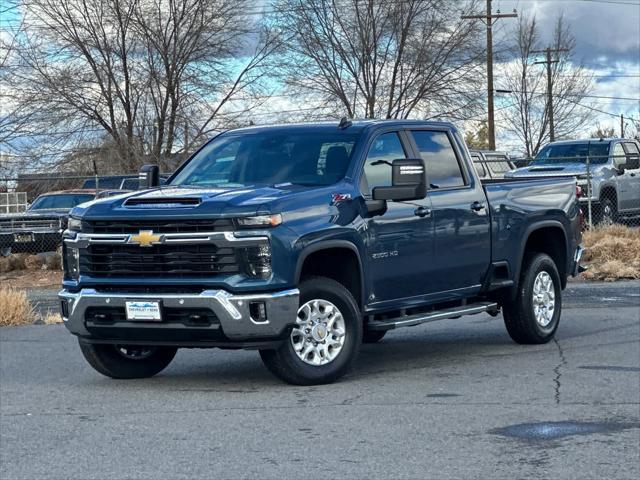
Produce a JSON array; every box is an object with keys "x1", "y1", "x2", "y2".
[{"x1": 249, "y1": 301, "x2": 267, "y2": 322}]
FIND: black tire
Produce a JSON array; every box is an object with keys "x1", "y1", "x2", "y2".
[
  {"x1": 79, "y1": 341, "x2": 177, "y2": 379},
  {"x1": 595, "y1": 197, "x2": 617, "y2": 225},
  {"x1": 363, "y1": 329, "x2": 387, "y2": 343},
  {"x1": 502, "y1": 253, "x2": 562, "y2": 345},
  {"x1": 259, "y1": 277, "x2": 362, "y2": 385}
]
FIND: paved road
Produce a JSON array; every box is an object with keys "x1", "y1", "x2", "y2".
[{"x1": 2, "y1": 282, "x2": 639, "y2": 479}]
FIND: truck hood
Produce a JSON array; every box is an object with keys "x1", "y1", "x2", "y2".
[
  {"x1": 71, "y1": 184, "x2": 325, "y2": 219},
  {"x1": 506, "y1": 162, "x2": 589, "y2": 178}
]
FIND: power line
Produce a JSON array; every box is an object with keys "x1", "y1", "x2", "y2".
[{"x1": 462, "y1": 0, "x2": 518, "y2": 150}]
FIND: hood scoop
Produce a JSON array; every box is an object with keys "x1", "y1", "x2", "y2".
[
  {"x1": 124, "y1": 197, "x2": 201, "y2": 208},
  {"x1": 528, "y1": 166, "x2": 565, "y2": 172}
]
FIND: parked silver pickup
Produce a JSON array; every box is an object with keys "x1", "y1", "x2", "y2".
[{"x1": 506, "y1": 139, "x2": 640, "y2": 224}]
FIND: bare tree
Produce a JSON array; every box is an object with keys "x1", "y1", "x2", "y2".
[
  {"x1": 5, "y1": 0, "x2": 278, "y2": 172},
  {"x1": 498, "y1": 14, "x2": 593, "y2": 156},
  {"x1": 272, "y1": 0, "x2": 484, "y2": 120}
]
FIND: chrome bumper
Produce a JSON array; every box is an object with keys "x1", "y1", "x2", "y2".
[
  {"x1": 571, "y1": 246, "x2": 584, "y2": 277},
  {"x1": 59, "y1": 288, "x2": 299, "y2": 340}
]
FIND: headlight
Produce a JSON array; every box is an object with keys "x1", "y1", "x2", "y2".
[
  {"x1": 64, "y1": 245, "x2": 80, "y2": 280},
  {"x1": 241, "y1": 244, "x2": 272, "y2": 279},
  {"x1": 236, "y1": 214, "x2": 282, "y2": 228},
  {"x1": 67, "y1": 217, "x2": 82, "y2": 232}
]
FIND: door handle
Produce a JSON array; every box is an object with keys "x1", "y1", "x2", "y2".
[
  {"x1": 414, "y1": 206, "x2": 431, "y2": 218},
  {"x1": 631, "y1": 173, "x2": 636, "y2": 177},
  {"x1": 471, "y1": 201, "x2": 486, "y2": 212}
]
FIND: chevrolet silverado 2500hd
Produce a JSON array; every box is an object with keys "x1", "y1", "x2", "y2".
[{"x1": 59, "y1": 120, "x2": 582, "y2": 385}]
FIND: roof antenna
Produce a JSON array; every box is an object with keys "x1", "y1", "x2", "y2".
[{"x1": 339, "y1": 117, "x2": 352, "y2": 129}]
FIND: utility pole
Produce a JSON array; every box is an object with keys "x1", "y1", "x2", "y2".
[
  {"x1": 620, "y1": 114, "x2": 625, "y2": 138},
  {"x1": 462, "y1": 1, "x2": 517, "y2": 150},
  {"x1": 532, "y1": 47, "x2": 568, "y2": 142}
]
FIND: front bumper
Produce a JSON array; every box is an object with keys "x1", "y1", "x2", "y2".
[{"x1": 59, "y1": 287, "x2": 299, "y2": 344}]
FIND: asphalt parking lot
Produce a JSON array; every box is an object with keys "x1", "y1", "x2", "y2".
[{"x1": 2, "y1": 281, "x2": 639, "y2": 479}]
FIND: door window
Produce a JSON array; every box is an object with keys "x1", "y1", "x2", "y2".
[
  {"x1": 411, "y1": 131, "x2": 466, "y2": 189},
  {"x1": 362, "y1": 132, "x2": 407, "y2": 195},
  {"x1": 623, "y1": 142, "x2": 640, "y2": 169},
  {"x1": 613, "y1": 143, "x2": 626, "y2": 168}
]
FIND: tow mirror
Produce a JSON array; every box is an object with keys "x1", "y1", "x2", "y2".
[
  {"x1": 372, "y1": 159, "x2": 427, "y2": 202},
  {"x1": 139, "y1": 164, "x2": 160, "y2": 188}
]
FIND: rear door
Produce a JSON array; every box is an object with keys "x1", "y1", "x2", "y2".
[
  {"x1": 407, "y1": 129, "x2": 491, "y2": 295},
  {"x1": 622, "y1": 142, "x2": 640, "y2": 211}
]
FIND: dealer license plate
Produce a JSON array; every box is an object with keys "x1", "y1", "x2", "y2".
[
  {"x1": 125, "y1": 301, "x2": 162, "y2": 321},
  {"x1": 13, "y1": 233, "x2": 34, "y2": 243}
]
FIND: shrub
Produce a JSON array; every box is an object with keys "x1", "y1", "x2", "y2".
[
  {"x1": 582, "y1": 225, "x2": 640, "y2": 281},
  {"x1": 0, "y1": 287, "x2": 35, "y2": 327}
]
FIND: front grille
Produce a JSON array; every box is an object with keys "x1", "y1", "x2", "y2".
[
  {"x1": 83, "y1": 218, "x2": 234, "y2": 234},
  {"x1": 0, "y1": 217, "x2": 60, "y2": 231},
  {"x1": 79, "y1": 244, "x2": 241, "y2": 278}
]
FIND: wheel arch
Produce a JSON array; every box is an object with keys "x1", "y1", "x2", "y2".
[
  {"x1": 295, "y1": 240, "x2": 364, "y2": 309},
  {"x1": 513, "y1": 221, "x2": 569, "y2": 296}
]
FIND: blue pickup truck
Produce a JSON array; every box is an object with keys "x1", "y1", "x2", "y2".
[{"x1": 59, "y1": 120, "x2": 582, "y2": 385}]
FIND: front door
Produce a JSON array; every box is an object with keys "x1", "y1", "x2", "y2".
[{"x1": 362, "y1": 131, "x2": 435, "y2": 305}]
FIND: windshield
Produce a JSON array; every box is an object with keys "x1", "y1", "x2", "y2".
[
  {"x1": 534, "y1": 142, "x2": 610, "y2": 165},
  {"x1": 171, "y1": 131, "x2": 360, "y2": 187},
  {"x1": 29, "y1": 194, "x2": 94, "y2": 210}
]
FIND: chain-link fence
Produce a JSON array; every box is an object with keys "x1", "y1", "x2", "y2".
[
  {"x1": 1, "y1": 148, "x2": 639, "y2": 259},
  {"x1": 505, "y1": 152, "x2": 640, "y2": 229},
  {"x1": 0, "y1": 172, "x2": 148, "y2": 258}
]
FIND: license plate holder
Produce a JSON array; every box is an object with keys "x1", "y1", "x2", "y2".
[
  {"x1": 125, "y1": 301, "x2": 162, "y2": 322},
  {"x1": 14, "y1": 233, "x2": 34, "y2": 243}
]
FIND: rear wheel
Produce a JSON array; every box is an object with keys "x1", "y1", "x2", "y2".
[
  {"x1": 502, "y1": 253, "x2": 562, "y2": 344},
  {"x1": 259, "y1": 277, "x2": 362, "y2": 385},
  {"x1": 79, "y1": 341, "x2": 177, "y2": 379}
]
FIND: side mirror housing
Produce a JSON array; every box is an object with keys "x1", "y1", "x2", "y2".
[
  {"x1": 372, "y1": 159, "x2": 427, "y2": 202},
  {"x1": 139, "y1": 164, "x2": 160, "y2": 188}
]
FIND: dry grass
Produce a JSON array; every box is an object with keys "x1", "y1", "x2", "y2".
[
  {"x1": 41, "y1": 312, "x2": 63, "y2": 325},
  {"x1": 0, "y1": 286, "x2": 64, "y2": 327},
  {"x1": 0, "y1": 252, "x2": 61, "y2": 273},
  {"x1": 581, "y1": 225, "x2": 640, "y2": 281},
  {"x1": 0, "y1": 287, "x2": 36, "y2": 327}
]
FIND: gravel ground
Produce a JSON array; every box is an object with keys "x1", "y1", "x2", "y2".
[{"x1": 1, "y1": 281, "x2": 639, "y2": 480}]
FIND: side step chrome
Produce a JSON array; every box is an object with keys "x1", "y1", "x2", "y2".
[{"x1": 367, "y1": 302, "x2": 499, "y2": 331}]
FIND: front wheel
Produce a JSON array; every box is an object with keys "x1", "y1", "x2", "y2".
[
  {"x1": 259, "y1": 277, "x2": 362, "y2": 385},
  {"x1": 502, "y1": 253, "x2": 562, "y2": 344},
  {"x1": 79, "y1": 341, "x2": 177, "y2": 379}
]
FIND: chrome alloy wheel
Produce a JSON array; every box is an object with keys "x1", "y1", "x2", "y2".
[
  {"x1": 532, "y1": 271, "x2": 556, "y2": 327},
  {"x1": 291, "y1": 299, "x2": 346, "y2": 366}
]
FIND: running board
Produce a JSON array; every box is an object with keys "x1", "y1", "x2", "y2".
[{"x1": 367, "y1": 302, "x2": 499, "y2": 331}]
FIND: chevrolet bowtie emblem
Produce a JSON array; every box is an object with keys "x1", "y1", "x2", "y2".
[{"x1": 129, "y1": 230, "x2": 162, "y2": 247}]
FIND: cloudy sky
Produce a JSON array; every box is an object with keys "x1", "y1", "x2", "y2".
[{"x1": 492, "y1": 0, "x2": 639, "y2": 143}]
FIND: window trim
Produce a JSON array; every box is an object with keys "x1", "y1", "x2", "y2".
[{"x1": 406, "y1": 128, "x2": 472, "y2": 191}]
